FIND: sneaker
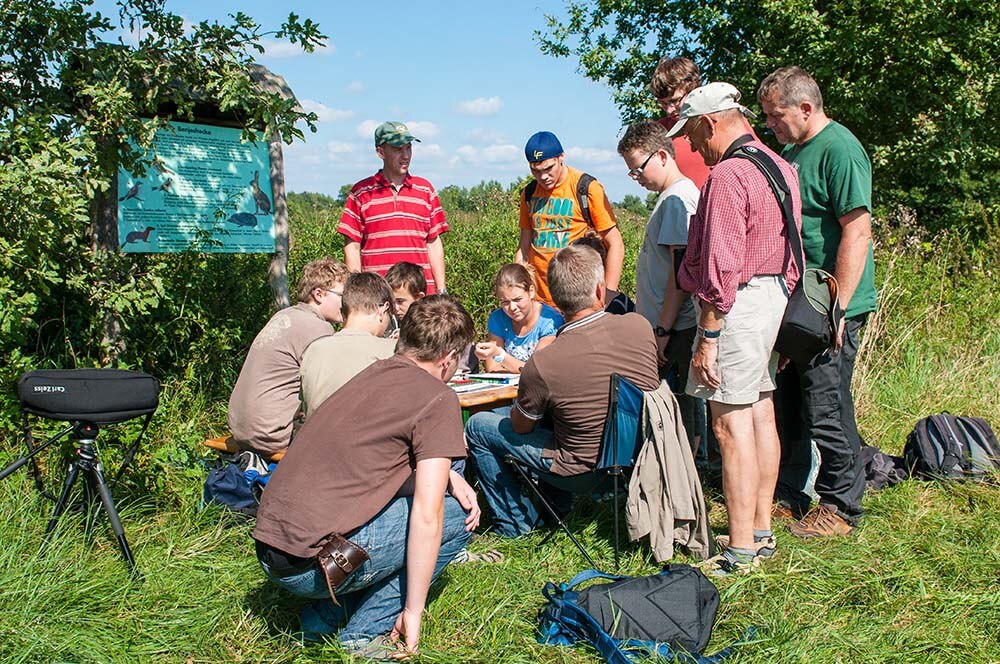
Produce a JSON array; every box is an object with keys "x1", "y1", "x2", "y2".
[
  {"x1": 788, "y1": 504, "x2": 854, "y2": 539},
  {"x1": 772, "y1": 502, "x2": 797, "y2": 520},
  {"x1": 715, "y1": 534, "x2": 777, "y2": 559},
  {"x1": 697, "y1": 549, "x2": 760, "y2": 577},
  {"x1": 340, "y1": 634, "x2": 403, "y2": 661},
  {"x1": 452, "y1": 547, "x2": 504, "y2": 564}
]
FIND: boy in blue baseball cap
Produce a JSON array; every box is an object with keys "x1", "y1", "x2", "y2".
[{"x1": 515, "y1": 131, "x2": 624, "y2": 308}]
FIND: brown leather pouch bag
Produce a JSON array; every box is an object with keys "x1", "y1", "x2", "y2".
[{"x1": 316, "y1": 533, "x2": 369, "y2": 606}]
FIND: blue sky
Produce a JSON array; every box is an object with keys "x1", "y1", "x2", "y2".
[{"x1": 97, "y1": 0, "x2": 647, "y2": 203}]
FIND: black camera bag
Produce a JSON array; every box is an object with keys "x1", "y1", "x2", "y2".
[{"x1": 18, "y1": 369, "x2": 159, "y2": 424}]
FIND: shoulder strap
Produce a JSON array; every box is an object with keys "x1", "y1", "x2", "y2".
[
  {"x1": 727, "y1": 146, "x2": 804, "y2": 274},
  {"x1": 565, "y1": 568, "x2": 627, "y2": 589},
  {"x1": 576, "y1": 173, "x2": 595, "y2": 226},
  {"x1": 523, "y1": 180, "x2": 537, "y2": 207}
]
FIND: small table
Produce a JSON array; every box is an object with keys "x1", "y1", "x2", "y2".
[{"x1": 456, "y1": 384, "x2": 518, "y2": 421}]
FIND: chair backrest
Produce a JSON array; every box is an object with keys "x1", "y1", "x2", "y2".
[{"x1": 597, "y1": 373, "x2": 644, "y2": 472}]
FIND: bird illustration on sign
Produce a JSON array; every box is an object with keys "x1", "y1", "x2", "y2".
[
  {"x1": 119, "y1": 182, "x2": 143, "y2": 203},
  {"x1": 250, "y1": 170, "x2": 272, "y2": 215}
]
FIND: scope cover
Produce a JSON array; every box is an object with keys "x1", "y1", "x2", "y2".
[{"x1": 18, "y1": 369, "x2": 159, "y2": 424}]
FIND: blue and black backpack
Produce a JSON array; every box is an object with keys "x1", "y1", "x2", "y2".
[
  {"x1": 538, "y1": 566, "x2": 751, "y2": 663},
  {"x1": 202, "y1": 451, "x2": 275, "y2": 517}
]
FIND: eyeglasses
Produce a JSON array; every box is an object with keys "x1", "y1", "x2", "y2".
[
  {"x1": 323, "y1": 289, "x2": 343, "y2": 297},
  {"x1": 627, "y1": 152, "x2": 658, "y2": 179},
  {"x1": 657, "y1": 91, "x2": 686, "y2": 111}
]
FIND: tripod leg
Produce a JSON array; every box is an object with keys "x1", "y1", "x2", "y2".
[
  {"x1": 90, "y1": 463, "x2": 142, "y2": 581},
  {"x1": 44, "y1": 461, "x2": 81, "y2": 541}
]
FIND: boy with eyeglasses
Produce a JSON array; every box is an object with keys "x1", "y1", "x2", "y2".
[
  {"x1": 618, "y1": 120, "x2": 701, "y2": 453},
  {"x1": 228, "y1": 257, "x2": 348, "y2": 456},
  {"x1": 650, "y1": 56, "x2": 711, "y2": 189}
]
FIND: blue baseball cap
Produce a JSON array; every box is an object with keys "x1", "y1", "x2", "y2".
[{"x1": 524, "y1": 131, "x2": 564, "y2": 163}]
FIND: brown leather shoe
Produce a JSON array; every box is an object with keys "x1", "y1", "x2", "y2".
[
  {"x1": 772, "y1": 502, "x2": 797, "y2": 520},
  {"x1": 789, "y1": 504, "x2": 855, "y2": 539}
]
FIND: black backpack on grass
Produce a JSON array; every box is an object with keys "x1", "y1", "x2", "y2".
[
  {"x1": 537, "y1": 566, "x2": 750, "y2": 663},
  {"x1": 904, "y1": 414, "x2": 1000, "y2": 480}
]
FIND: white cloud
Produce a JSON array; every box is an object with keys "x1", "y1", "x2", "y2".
[
  {"x1": 452, "y1": 143, "x2": 520, "y2": 164},
  {"x1": 404, "y1": 120, "x2": 439, "y2": 139},
  {"x1": 465, "y1": 128, "x2": 508, "y2": 143},
  {"x1": 355, "y1": 120, "x2": 381, "y2": 139},
  {"x1": 301, "y1": 99, "x2": 354, "y2": 123},
  {"x1": 346, "y1": 81, "x2": 365, "y2": 93},
  {"x1": 260, "y1": 37, "x2": 334, "y2": 59},
  {"x1": 416, "y1": 143, "x2": 444, "y2": 158},
  {"x1": 454, "y1": 96, "x2": 504, "y2": 116},
  {"x1": 482, "y1": 144, "x2": 520, "y2": 162},
  {"x1": 565, "y1": 146, "x2": 619, "y2": 163},
  {"x1": 326, "y1": 141, "x2": 357, "y2": 155}
]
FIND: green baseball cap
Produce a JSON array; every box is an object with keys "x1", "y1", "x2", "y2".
[{"x1": 374, "y1": 121, "x2": 421, "y2": 147}]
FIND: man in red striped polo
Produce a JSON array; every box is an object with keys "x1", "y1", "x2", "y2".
[{"x1": 338, "y1": 122, "x2": 448, "y2": 293}]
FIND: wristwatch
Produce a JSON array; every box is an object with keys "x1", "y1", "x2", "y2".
[
  {"x1": 654, "y1": 326, "x2": 671, "y2": 338},
  {"x1": 697, "y1": 326, "x2": 721, "y2": 340},
  {"x1": 492, "y1": 350, "x2": 507, "y2": 364}
]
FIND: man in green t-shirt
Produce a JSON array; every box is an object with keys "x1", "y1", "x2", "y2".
[{"x1": 758, "y1": 66, "x2": 876, "y2": 538}]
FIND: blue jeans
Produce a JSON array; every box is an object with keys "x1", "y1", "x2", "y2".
[
  {"x1": 259, "y1": 495, "x2": 471, "y2": 647},
  {"x1": 465, "y1": 410, "x2": 560, "y2": 537}
]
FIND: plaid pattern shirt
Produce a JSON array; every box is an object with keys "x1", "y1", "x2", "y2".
[
  {"x1": 678, "y1": 138, "x2": 802, "y2": 313},
  {"x1": 337, "y1": 171, "x2": 448, "y2": 293}
]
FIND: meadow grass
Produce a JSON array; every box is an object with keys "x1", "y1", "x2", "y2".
[{"x1": 0, "y1": 203, "x2": 998, "y2": 662}]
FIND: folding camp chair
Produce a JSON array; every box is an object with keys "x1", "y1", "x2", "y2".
[{"x1": 507, "y1": 372, "x2": 644, "y2": 570}]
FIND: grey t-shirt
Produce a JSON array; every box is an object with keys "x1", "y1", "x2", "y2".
[
  {"x1": 228, "y1": 303, "x2": 333, "y2": 455},
  {"x1": 635, "y1": 178, "x2": 699, "y2": 331}
]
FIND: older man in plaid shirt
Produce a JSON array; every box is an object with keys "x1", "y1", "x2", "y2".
[{"x1": 669, "y1": 83, "x2": 802, "y2": 576}]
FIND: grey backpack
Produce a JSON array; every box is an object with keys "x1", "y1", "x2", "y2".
[{"x1": 904, "y1": 414, "x2": 1000, "y2": 480}]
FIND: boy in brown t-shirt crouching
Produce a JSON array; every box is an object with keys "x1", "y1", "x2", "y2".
[{"x1": 253, "y1": 295, "x2": 480, "y2": 658}]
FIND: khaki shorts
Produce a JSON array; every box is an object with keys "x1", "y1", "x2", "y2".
[{"x1": 686, "y1": 275, "x2": 788, "y2": 405}]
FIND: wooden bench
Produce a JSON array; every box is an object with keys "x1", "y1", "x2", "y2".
[{"x1": 202, "y1": 435, "x2": 285, "y2": 462}]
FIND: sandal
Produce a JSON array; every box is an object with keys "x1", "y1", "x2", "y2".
[{"x1": 452, "y1": 547, "x2": 504, "y2": 564}]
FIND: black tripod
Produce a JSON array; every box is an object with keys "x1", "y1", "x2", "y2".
[
  {"x1": 0, "y1": 419, "x2": 144, "y2": 581},
  {"x1": 47, "y1": 422, "x2": 139, "y2": 576},
  {"x1": 5, "y1": 368, "x2": 159, "y2": 581}
]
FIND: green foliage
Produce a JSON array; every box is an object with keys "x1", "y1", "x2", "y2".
[
  {"x1": 0, "y1": 190, "x2": 999, "y2": 660},
  {"x1": 438, "y1": 179, "x2": 517, "y2": 214},
  {"x1": 0, "y1": 1, "x2": 325, "y2": 438},
  {"x1": 537, "y1": 0, "x2": 1000, "y2": 234},
  {"x1": 618, "y1": 193, "x2": 650, "y2": 217},
  {"x1": 336, "y1": 183, "x2": 353, "y2": 204}
]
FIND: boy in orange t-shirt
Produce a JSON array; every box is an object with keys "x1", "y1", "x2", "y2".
[{"x1": 515, "y1": 131, "x2": 623, "y2": 307}]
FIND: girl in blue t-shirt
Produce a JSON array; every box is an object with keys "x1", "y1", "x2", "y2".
[{"x1": 474, "y1": 263, "x2": 564, "y2": 373}]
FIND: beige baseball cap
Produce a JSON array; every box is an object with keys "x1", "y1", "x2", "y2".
[{"x1": 664, "y1": 82, "x2": 757, "y2": 137}]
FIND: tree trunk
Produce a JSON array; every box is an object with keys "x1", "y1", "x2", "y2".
[
  {"x1": 91, "y1": 174, "x2": 124, "y2": 366},
  {"x1": 268, "y1": 134, "x2": 290, "y2": 311}
]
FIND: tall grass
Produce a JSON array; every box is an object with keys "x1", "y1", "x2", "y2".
[{"x1": 0, "y1": 197, "x2": 997, "y2": 662}]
